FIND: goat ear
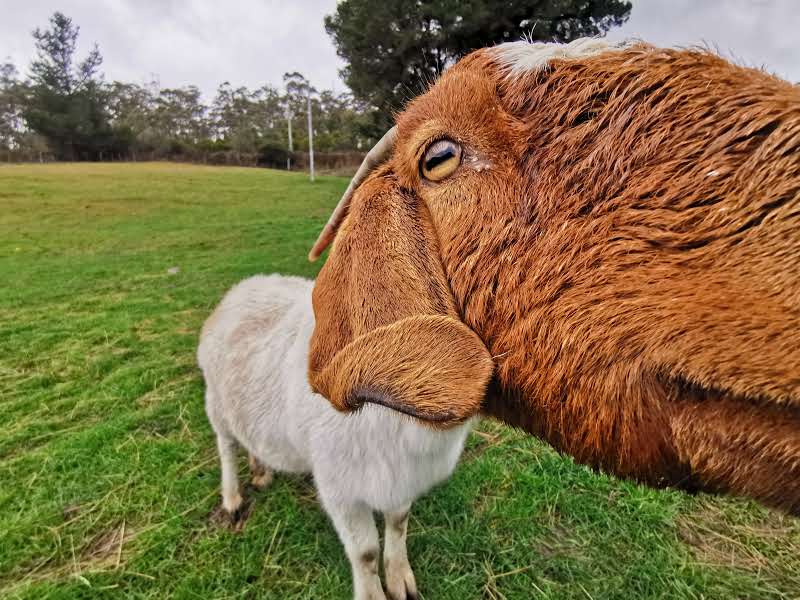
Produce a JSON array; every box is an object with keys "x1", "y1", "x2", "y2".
[
  {"x1": 309, "y1": 173, "x2": 492, "y2": 425},
  {"x1": 311, "y1": 314, "x2": 493, "y2": 423}
]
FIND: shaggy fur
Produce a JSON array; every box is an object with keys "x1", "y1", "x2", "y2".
[
  {"x1": 308, "y1": 40, "x2": 800, "y2": 514},
  {"x1": 199, "y1": 274, "x2": 474, "y2": 599}
]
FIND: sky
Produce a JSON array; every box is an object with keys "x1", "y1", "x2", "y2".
[
  {"x1": 2, "y1": 0, "x2": 798, "y2": 101},
  {"x1": 1, "y1": 0, "x2": 347, "y2": 96},
  {"x1": 607, "y1": 0, "x2": 800, "y2": 83}
]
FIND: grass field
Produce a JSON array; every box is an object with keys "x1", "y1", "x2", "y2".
[{"x1": 1, "y1": 162, "x2": 798, "y2": 599}]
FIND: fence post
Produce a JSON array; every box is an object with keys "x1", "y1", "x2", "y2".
[
  {"x1": 307, "y1": 90, "x2": 314, "y2": 182},
  {"x1": 286, "y1": 109, "x2": 293, "y2": 171}
]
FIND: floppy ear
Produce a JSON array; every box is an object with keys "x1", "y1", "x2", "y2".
[
  {"x1": 308, "y1": 171, "x2": 493, "y2": 425},
  {"x1": 313, "y1": 314, "x2": 493, "y2": 423}
]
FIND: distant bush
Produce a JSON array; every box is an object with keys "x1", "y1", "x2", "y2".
[{"x1": 258, "y1": 144, "x2": 290, "y2": 169}]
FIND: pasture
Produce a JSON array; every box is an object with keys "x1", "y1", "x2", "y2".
[{"x1": 1, "y1": 162, "x2": 798, "y2": 599}]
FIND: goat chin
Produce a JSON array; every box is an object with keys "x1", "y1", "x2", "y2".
[{"x1": 308, "y1": 38, "x2": 800, "y2": 516}]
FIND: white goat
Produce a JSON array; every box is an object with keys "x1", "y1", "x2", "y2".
[{"x1": 198, "y1": 274, "x2": 473, "y2": 600}]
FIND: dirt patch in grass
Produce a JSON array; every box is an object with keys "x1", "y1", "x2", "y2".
[
  {"x1": 537, "y1": 522, "x2": 588, "y2": 560},
  {"x1": 209, "y1": 500, "x2": 255, "y2": 533},
  {"x1": 82, "y1": 522, "x2": 137, "y2": 569},
  {"x1": 678, "y1": 501, "x2": 800, "y2": 589},
  {"x1": 6, "y1": 522, "x2": 138, "y2": 595}
]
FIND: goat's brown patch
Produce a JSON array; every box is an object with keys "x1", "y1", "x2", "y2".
[{"x1": 360, "y1": 549, "x2": 379, "y2": 575}]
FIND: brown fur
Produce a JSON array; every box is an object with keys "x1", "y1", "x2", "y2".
[
  {"x1": 313, "y1": 314, "x2": 493, "y2": 423},
  {"x1": 309, "y1": 43, "x2": 800, "y2": 514},
  {"x1": 309, "y1": 174, "x2": 494, "y2": 424}
]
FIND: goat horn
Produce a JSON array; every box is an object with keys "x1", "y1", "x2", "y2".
[{"x1": 308, "y1": 126, "x2": 398, "y2": 261}]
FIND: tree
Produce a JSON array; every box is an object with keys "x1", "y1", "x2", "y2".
[
  {"x1": 315, "y1": 90, "x2": 372, "y2": 151},
  {"x1": 0, "y1": 61, "x2": 24, "y2": 153},
  {"x1": 23, "y1": 11, "x2": 112, "y2": 160},
  {"x1": 152, "y1": 86, "x2": 208, "y2": 146},
  {"x1": 106, "y1": 81, "x2": 155, "y2": 159},
  {"x1": 325, "y1": 0, "x2": 632, "y2": 134},
  {"x1": 210, "y1": 82, "x2": 261, "y2": 157},
  {"x1": 283, "y1": 72, "x2": 315, "y2": 134},
  {"x1": 283, "y1": 72, "x2": 318, "y2": 179},
  {"x1": 253, "y1": 84, "x2": 289, "y2": 148},
  {"x1": 8, "y1": 12, "x2": 385, "y2": 163}
]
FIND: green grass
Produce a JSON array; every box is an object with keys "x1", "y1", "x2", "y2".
[{"x1": 1, "y1": 162, "x2": 798, "y2": 599}]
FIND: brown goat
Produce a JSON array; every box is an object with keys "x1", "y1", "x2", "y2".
[{"x1": 307, "y1": 39, "x2": 800, "y2": 515}]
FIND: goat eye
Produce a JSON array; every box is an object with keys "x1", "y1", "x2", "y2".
[{"x1": 421, "y1": 139, "x2": 462, "y2": 181}]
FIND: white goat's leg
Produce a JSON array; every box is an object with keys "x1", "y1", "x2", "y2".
[
  {"x1": 215, "y1": 432, "x2": 242, "y2": 517},
  {"x1": 323, "y1": 498, "x2": 386, "y2": 600},
  {"x1": 383, "y1": 504, "x2": 418, "y2": 600}
]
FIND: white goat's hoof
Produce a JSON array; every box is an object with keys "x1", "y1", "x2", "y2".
[
  {"x1": 222, "y1": 492, "x2": 243, "y2": 516},
  {"x1": 353, "y1": 584, "x2": 387, "y2": 600},
  {"x1": 385, "y1": 558, "x2": 418, "y2": 600}
]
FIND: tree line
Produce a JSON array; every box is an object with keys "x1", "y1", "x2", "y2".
[
  {"x1": 0, "y1": 13, "x2": 375, "y2": 166},
  {"x1": 1, "y1": 2, "x2": 631, "y2": 165}
]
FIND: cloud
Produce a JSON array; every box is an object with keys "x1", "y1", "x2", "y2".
[
  {"x1": 2, "y1": 0, "x2": 346, "y2": 99},
  {"x1": 608, "y1": 0, "x2": 800, "y2": 82},
  {"x1": 2, "y1": 0, "x2": 797, "y2": 103}
]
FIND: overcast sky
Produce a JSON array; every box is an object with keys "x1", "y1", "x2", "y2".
[
  {"x1": 2, "y1": 1, "x2": 798, "y2": 100},
  {"x1": 607, "y1": 0, "x2": 800, "y2": 83}
]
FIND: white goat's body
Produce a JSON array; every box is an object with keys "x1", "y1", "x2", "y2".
[{"x1": 198, "y1": 274, "x2": 472, "y2": 599}]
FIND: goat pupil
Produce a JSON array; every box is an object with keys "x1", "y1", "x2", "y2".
[{"x1": 426, "y1": 148, "x2": 454, "y2": 170}]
